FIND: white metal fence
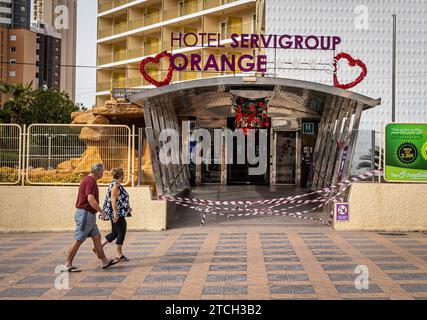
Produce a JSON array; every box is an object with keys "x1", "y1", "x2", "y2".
[
  {"x1": 0, "y1": 124, "x2": 132, "y2": 186},
  {"x1": 0, "y1": 124, "x2": 22, "y2": 185}
]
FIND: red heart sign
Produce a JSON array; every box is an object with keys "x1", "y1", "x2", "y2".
[
  {"x1": 140, "y1": 51, "x2": 173, "y2": 87},
  {"x1": 333, "y1": 52, "x2": 367, "y2": 90}
]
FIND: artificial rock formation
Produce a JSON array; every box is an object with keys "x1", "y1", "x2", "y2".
[{"x1": 54, "y1": 99, "x2": 154, "y2": 185}]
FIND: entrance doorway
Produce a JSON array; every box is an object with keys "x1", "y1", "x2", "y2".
[
  {"x1": 226, "y1": 117, "x2": 270, "y2": 185},
  {"x1": 301, "y1": 121, "x2": 319, "y2": 188},
  {"x1": 274, "y1": 131, "x2": 297, "y2": 185}
]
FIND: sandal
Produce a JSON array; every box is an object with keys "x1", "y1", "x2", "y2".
[
  {"x1": 62, "y1": 266, "x2": 81, "y2": 273},
  {"x1": 102, "y1": 259, "x2": 119, "y2": 269},
  {"x1": 116, "y1": 255, "x2": 130, "y2": 262}
]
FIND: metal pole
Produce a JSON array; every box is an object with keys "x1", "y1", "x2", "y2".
[
  {"x1": 371, "y1": 130, "x2": 376, "y2": 182},
  {"x1": 392, "y1": 13, "x2": 397, "y2": 122},
  {"x1": 274, "y1": 47, "x2": 277, "y2": 77},
  {"x1": 137, "y1": 128, "x2": 143, "y2": 187},
  {"x1": 379, "y1": 122, "x2": 383, "y2": 184},
  {"x1": 21, "y1": 124, "x2": 26, "y2": 186},
  {"x1": 132, "y1": 125, "x2": 135, "y2": 187},
  {"x1": 48, "y1": 135, "x2": 52, "y2": 169}
]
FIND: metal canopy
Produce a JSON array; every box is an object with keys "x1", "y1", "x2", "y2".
[
  {"x1": 131, "y1": 76, "x2": 381, "y2": 113},
  {"x1": 130, "y1": 76, "x2": 381, "y2": 195}
]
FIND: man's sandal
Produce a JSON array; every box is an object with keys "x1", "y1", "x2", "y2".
[
  {"x1": 62, "y1": 266, "x2": 81, "y2": 273},
  {"x1": 116, "y1": 255, "x2": 130, "y2": 262}
]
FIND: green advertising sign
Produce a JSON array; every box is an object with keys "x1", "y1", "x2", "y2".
[{"x1": 385, "y1": 123, "x2": 427, "y2": 182}]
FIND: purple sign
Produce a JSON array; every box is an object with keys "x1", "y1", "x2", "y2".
[
  {"x1": 335, "y1": 203, "x2": 349, "y2": 221},
  {"x1": 170, "y1": 33, "x2": 341, "y2": 50},
  {"x1": 170, "y1": 32, "x2": 341, "y2": 73}
]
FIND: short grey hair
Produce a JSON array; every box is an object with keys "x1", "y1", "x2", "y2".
[{"x1": 91, "y1": 163, "x2": 104, "y2": 173}]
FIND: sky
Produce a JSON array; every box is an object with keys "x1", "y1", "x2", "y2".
[{"x1": 75, "y1": 0, "x2": 97, "y2": 108}]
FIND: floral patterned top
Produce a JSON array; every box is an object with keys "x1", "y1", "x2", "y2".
[{"x1": 102, "y1": 181, "x2": 130, "y2": 220}]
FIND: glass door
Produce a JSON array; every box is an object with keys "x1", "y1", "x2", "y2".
[
  {"x1": 201, "y1": 129, "x2": 221, "y2": 184},
  {"x1": 275, "y1": 131, "x2": 297, "y2": 184}
]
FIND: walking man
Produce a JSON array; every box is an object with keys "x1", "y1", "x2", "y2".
[{"x1": 64, "y1": 163, "x2": 118, "y2": 272}]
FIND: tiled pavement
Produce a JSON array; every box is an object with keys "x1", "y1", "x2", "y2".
[{"x1": 1, "y1": 226, "x2": 427, "y2": 300}]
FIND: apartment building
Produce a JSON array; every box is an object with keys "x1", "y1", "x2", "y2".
[
  {"x1": 0, "y1": 0, "x2": 31, "y2": 29},
  {"x1": 33, "y1": 0, "x2": 77, "y2": 100},
  {"x1": 0, "y1": 23, "x2": 61, "y2": 106},
  {"x1": 96, "y1": 0, "x2": 263, "y2": 106},
  {"x1": 31, "y1": 21, "x2": 62, "y2": 91},
  {"x1": 0, "y1": 26, "x2": 37, "y2": 103}
]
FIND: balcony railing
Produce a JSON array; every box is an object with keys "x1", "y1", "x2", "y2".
[
  {"x1": 98, "y1": 20, "x2": 128, "y2": 39},
  {"x1": 126, "y1": 77, "x2": 144, "y2": 87},
  {"x1": 127, "y1": 11, "x2": 162, "y2": 30},
  {"x1": 113, "y1": 50, "x2": 127, "y2": 62},
  {"x1": 144, "y1": 12, "x2": 161, "y2": 26},
  {"x1": 128, "y1": 18, "x2": 144, "y2": 30},
  {"x1": 98, "y1": 0, "x2": 130, "y2": 14},
  {"x1": 97, "y1": 78, "x2": 127, "y2": 91},
  {"x1": 163, "y1": 0, "x2": 203, "y2": 21},
  {"x1": 144, "y1": 42, "x2": 160, "y2": 55},
  {"x1": 112, "y1": 79, "x2": 126, "y2": 88},
  {"x1": 113, "y1": 21, "x2": 128, "y2": 35},
  {"x1": 99, "y1": 0, "x2": 249, "y2": 39},
  {"x1": 98, "y1": 54, "x2": 114, "y2": 65},
  {"x1": 99, "y1": 0, "x2": 242, "y2": 15},
  {"x1": 97, "y1": 41, "x2": 161, "y2": 66},
  {"x1": 219, "y1": 21, "x2": 254, "y2": 40},
  {"x1": 97, "y1": 81, "x2": 112, "y2": 92},
  {"x1": 204, "y1": 0, "x2": 240, "y2": 10},
  {"x1": 98, "y1": 27, "x2": 113, "y2": 39},
  {"x1": 128, "y1": 48, "x2": 144, "y2": 59}
]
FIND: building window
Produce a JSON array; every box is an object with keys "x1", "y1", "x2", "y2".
[
  {"x1": 10, "y1": 47, "x2": 16, "y2": 52},
  {"x1": 10, "y1": 59, "x2": 16, "y2": 64},
  {"x1": 9, "y1": 71, "x2": 16, "y2": 77},
  {"x1": 10, "y1": 35, "x2": 16, "y2": 41}
]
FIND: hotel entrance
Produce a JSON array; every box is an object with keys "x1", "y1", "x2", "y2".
[
  {"x1": 226, "y1": 117, "x2": 270, "y2": 185},
  {"x1": 273, "y1": 131, "x2": 297, "y2": 185},
  {"x1": 195, "y1": 121, "x2": 314, "y2": 187},
  {"x1": 132, "y1": 76, "x2": 380, "y2": 196}
]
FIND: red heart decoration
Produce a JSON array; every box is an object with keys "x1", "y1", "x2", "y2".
[
  {"x1": 140, "y1": 51, "x2": 173, "y2": 87},
  {"x1": 333, "y1": 52, "x2": 367, "y2": 90}
]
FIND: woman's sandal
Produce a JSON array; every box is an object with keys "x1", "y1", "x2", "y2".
[
  {"x1": 116, "y1": 255, "x2": 130, "y2": 262},
  {"x1": 102, "y1": 259, "x2": 119, "y2": 269}
]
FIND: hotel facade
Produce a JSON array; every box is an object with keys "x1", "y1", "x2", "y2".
[
  {"x1": 95, "y1": 0, "x2": 426, "y2": 191},
  {"x1": 96, "y1": 0, "x2": 263, "y2": 107}
]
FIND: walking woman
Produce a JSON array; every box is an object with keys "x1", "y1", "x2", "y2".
[{"x1": 98, "y1": 168, "x2": 131, "y2": 262}]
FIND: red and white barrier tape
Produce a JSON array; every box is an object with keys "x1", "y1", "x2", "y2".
[
  {"x1": 158, "y1": 170, "x2": 378, "y2": 226},
  {"x1": 156, "y1": 171, "x2": 376, "y2": 207}
]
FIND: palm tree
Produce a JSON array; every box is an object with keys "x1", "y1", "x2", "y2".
[{"x1": 0, "y1": 82, "x2": 34, "y2": 124}]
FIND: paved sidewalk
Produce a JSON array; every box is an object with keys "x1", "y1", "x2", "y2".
[{"x1": 1, "y1": 225, "x2": 427, "y2": 300}]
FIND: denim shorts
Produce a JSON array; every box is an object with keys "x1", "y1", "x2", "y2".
[{"x1": 74, "y1": 209, "x2": 101, "y2": 242}]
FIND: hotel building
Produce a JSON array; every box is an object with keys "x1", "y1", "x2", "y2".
[
  {"x1": 96, "y1": 0, "x2": 264, "y2": 106},
  {"x1": 93, "y1": 0, "x2": 426, "y2": 191}
]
